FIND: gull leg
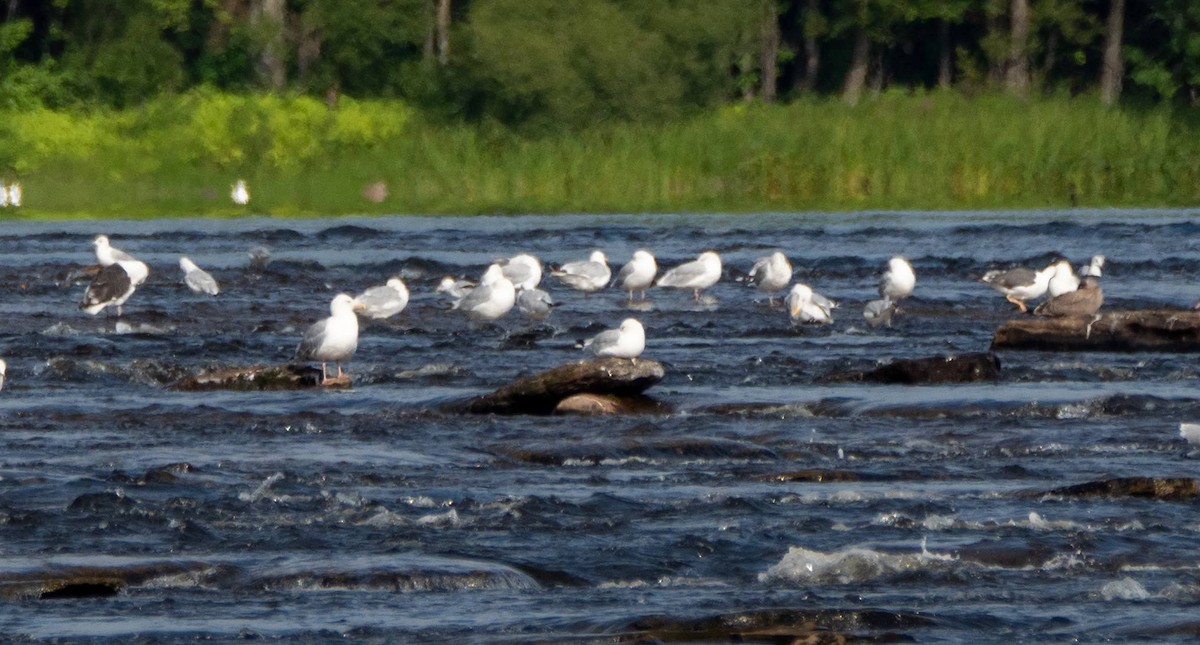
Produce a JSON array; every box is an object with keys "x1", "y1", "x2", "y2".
[
  {"x1": 1085, "y1": 314, "x2": 1102, "y2": 339},
  {"x1": 321, "y1": 362, "x2": 328, "y2": 382}
]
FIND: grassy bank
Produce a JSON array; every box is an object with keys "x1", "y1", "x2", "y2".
[{"x1": 1, "y1": 90, "x2": 1197, "y2": 218}]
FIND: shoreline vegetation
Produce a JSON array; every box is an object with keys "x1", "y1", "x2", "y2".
[{"x1": 2, "y1": 91, "x2": 1198, "y2": 219}]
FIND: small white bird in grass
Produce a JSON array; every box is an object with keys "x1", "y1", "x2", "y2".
[
  {"x1": 786, "y1": 283, "x2": 836, "y2": 324},
  {"x1": 231, "y1": 179, "x2": 250, "y2": 205},
  {"x1": 295, "y1": 293, "x2": 366, "y2": 384},
  {"x1": 0, "y1": 185, "x2": 8, "y2": 207},
  {"x1": 552, "y1": 250, "x2": 611, "y2": 295},
  {"x1": 613, "y1": 249, "x2": 657, "y2": 302},
  {"x1": 179, "y1": 257, "x2": 220, "y2": 295},
  {"x1": 501, "y1": 253, "x2": 543, "y2": 291},
  {"x1": 1180, "y1": 423, "x2": 1200, "y2": 446},
  {"x1": 583, "y1": 318, "x2": 645, "y2": 359},
  {"x1": 657, "y1": 250, "x2": 723, "y2": 300},
  {"x1": 749, "y1": 251, "x2": 793, "y2": 305},
  {"x1": 356, "y1": 277, "x2": 409, "y2": 320},
  {"x1": 453, "y1": 264, "x2": 516, "y2": 322},
  {"x1": 93, "y1": 235, "x2": 137, "y2": 267},
  {"x1": 8, "y1": 182, "x2": 21, "y2": 207},
  {"x1": 516, "y1": 287, "x2": 555, "y2": 320},
  {"x1": 436, "y1": 276, "x2": 475, "y2": 302},
  {"x1": 1047, "y1": 259, "x2": 1079, "y2": 298},
  {"x1": 80, "y1": 259, "x2": 150, "y2": 316}
]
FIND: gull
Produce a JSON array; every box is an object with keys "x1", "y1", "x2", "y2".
[
  {"x1": 1034, "y1": 274, "x2": 1103, "y2": 318},
  {"x1": 80, "y1": 259, "x2": 149, "y2": 316},
  {"x1": 356, "y1": 277, "x2": 409, "y2": 320},
  {"x1": 862, "y1": 297, "x2": 895, "y2": 328},
  {"x1": 1180, "y1": 423, "x2": 1200, "y2": 446},
  {"x1": 179, "y1": 257, "x2": 220, "y2": 295},
  {"x1": 552, "y1": 250, "x2": 610, "y2": 294},
  {"x1": 1079, "y1": 254, "x2": 1105, "y2": 278},
  {"x1": 0, "y1": 358, "x2": 6, "y2": 391},
  {"x1": 879, "y1": 256, "x2": 916, "y2": 303},
  {"x1": 8, "y1": 182, "x2": 21, "y2": 207},
  {"x1": 657, "y1": 251, "x2": 722, "y2": 300},
  {"x1": 1046, "y1": 259, "x2": 1079, "y2": 298},
  {"x1": 516, "y1": 287, "x2": 555, "y2": 320},
  {"x1": 231, "y1": 179, "x2": 250, "y2": 205},
  {"x1": 613, "y1": 249, "x2": 657, "y2": 302},
  {"x1": 93, "y1": 235, "x2": 137, "y2": 267},
  {"x1": 501, "y1": 253, "x2": 543, "y2": 291},
  {"x1": 981, "y1": 262, "x2": 1056, "y2": 313},
  {"x1": 786, "y1": 283, "x2": 836, "y2": 324},
  {"x1": 436, "y1": 276, "x2": 475, "y2": 302},
  {"x1": 583, "y1": 318, "x2": 645, "y2": 359},
  {"x1": 749, "y1": 251, "x2": 793, "y2": 305},
  {"x1": 295, "y1": 293, "x2": 365, "y2": 384},
  {"x1": 453, "y1": 263, "x2": 515, "y2": 321}
]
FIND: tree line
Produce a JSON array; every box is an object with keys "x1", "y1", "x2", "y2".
[{"x1": 1, "y1": 1, "x2": 1197, "y2": 131}]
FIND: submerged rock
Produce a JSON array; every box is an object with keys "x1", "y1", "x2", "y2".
[
  {"x1": 463, "y1": 357, "x2": 665, "y2": 415},
  {"x1": 170, "y1": 364, "x2": 346, "y2": 391},
  {"x1": 620, "y1": 607, "x2": 935, "y2": 643},
  {"x1": 821, "y1": 352, "x2": 1000, "y2": 385},
  {"x1": 992, "y1": 310, "x2": 1200, "y2": 352},
  {"x1": 1040, "y1": 477, "x2": 1198, "y2": 501},
  {"x1": 0, "y1": 562, "x2": 211, "y2": 600}
]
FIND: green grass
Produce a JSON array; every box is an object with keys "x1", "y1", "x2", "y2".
[{"x1": 1, "y1": 89, "x2": 1198, "y2": 219}]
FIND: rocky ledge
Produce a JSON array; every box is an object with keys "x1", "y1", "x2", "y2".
[
  {"x1": 462, "y1": 357, "x2": 666, "y2": 415},
  {"x1": 992, "y1": 310, "x2": 1200, "y2": 352},
  {"x1": 170, "y1": 365, "x2": 347, "y2": 391}
]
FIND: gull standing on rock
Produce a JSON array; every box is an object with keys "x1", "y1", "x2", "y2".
[
  {"x1": 81, "y1": 259, "x2": 149, "y2": 316},
  {"x1": 179, "y1": 257, "x2": 220, "y2": 295},
  {"x1": 749, "y1": 251, "x2": 793, "y2": 305},
  {"x1": 356, "y1": 277, "x2": 409, "y2": 320},
  {"x1": 613, "y1": 249, "x2": 657, "y2": 302},
  {"x1": 295, "y1": 293, "x2": 365, "y2": 384},
  {"x1": 980, "y1": 261, "x2": 1057, "y2": 313},
  {"x1": 454, "y1": 263, "x2": 516, "y2": 322},
  {"x1": 583, "y1": 318, "x2": 646, "y2": 359},
  {"x1": 786, "y1": 283, "x2": 836, "y2": 324},
  {"x1": 552, "y1": 250, "x2": 610, "y2": 295},
  {"x1": 657, "y1": 251, "x2": 722, "y2": 301},
  {"x1": 1046, "y1": 259, "x2": 1079, "y2": 298},
  {"x1": 501, "y1": 253, "x2": 543, "y2": 291}
]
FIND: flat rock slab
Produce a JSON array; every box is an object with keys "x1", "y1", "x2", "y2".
[
  {"x1": 1039, "y1": 477, "x2": 1198, "y2": 501},
  {"x1": 464, "y1": 357, "x2": 664, "y2": 415},
  {"x1": 992, "y1": 310, "x2": 1200, "y2": 352},
  {"x1": 821, "y1": 352, "x2": 1000, "y2": 385},
  {"x1": 170, "y1": 365, "x2": 349, "y2": 391}
]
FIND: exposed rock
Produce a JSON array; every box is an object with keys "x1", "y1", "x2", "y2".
[
  {"x1": 0, "y1": 562, "x2": 211, "y2": 600},
  {"x1": 992, "y1": 310, "x2": 1200, "y2": 352},
  {"x1": 821, "y1": 353, "x2": 1000, "y2": 384},
  {"x1": 620, "y1": 607, "x2": 934, "y2": 643},
  {"x1": 760, "y1": 470, "x2": 862, "y2": 483},
  {"x1": 463, "y1": 357, "x2": 664, "y2": 415},
  {"x1": 554, "y1": 393, "x2": 667, "y2": 415},
  {"x1": 170, "y1": 364, "x2": 347, "y2": 391},
  {"x1": 1040, "y1": 477, "x2": 1198, "y2": 501}
]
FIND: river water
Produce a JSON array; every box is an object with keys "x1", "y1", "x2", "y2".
[{"x1": 1, "y1": 210, "x2": 1199, "y2": 642}]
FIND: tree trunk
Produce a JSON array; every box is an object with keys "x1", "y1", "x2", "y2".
[
  {"x1": 986, "y1": 10, "x2": 1005, "y2": 87},
  {"x1": 842, "y1": 26, "x2": 869, "y2": 105},
  {"x1": 5, "y1": 0, "x2": 17, "y2": 22},
  {"x1": 1006, "y1": 0, "x2": 1031, "y2": 97},
  {"x1": 800, "y1": 0, "x2": 821, "y2": 92},
  {"x1": 937, "y1": 19, "x2": 952, "y2": 89},
  {"x1": 251, "y1": 0, "x2": 287, "y2": 91},
  {"x1": 435, "y1": 0, "x2": 451, "y2": 66},
  {"x1": 760, "y1": 0, "x2": 780, "y2": 102},
  {"x1": 1100, "y1": 0, "x2": 1126, "y2": 105}
]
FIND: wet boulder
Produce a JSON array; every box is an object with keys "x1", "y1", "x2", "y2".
[
  {"x1": 463, "y1": 357, "x2": 665, "y2": 415},
  {"x1": 0, "y1": 562, "x2": 212, "y2": 600},
  {"x1": 620, "y1": 607, "x2": 934, "y2": 643},
  {"x1": 1040, "y1": 477, "x2": 1198, "y2": 501},
  {"x1": 821, "y1": 352, "x2": 1000, "y2": 385},
  {"x1": 170, "y1": 364, "x2": 346, "y2": 391},
  {"x1": 992, "y1": 310, "x2": 1200, "y2": 352}
]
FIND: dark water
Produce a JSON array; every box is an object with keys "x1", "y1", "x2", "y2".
[{"x1": 2, "y1": 210, "x2": 1200, "y2": 643}]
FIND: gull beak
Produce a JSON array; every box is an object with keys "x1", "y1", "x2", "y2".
[
  {"x1": 352, "y1": 299, "x2": 367, "y2": 313},
  {"x1": 789, "y1": 302, "x2": 802, "y2": 318}
]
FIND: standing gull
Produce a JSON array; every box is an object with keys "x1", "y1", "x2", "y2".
[
  {"x1": 749, "y1": 251, "x2": 793, "y2": 305},
  {"x1": 453, "y1": 263, "x2": 516, "y2": 322},
  {"x1": 980, "y1": 261, "x2": 1056, "y2": 313},
  {"x1": 93, "y1": 235, "x2": 137, "y2": 267},
  {"x1": 613, "y1": 249, "x2": 657, "y2": 302},
  {"x1": 516, "y1": 287, "x2": 556, "y2": 320},
  {"x1": 583, "y1": 318, "x2": 646, "y2": 359},
  {"x1": 357, "y1": 277, "x2": 409, "y2": 320},
  {"x1": 179, "y1": 257, "x2": 220, "y2": 295},
  {"x1": 657, "y1": 251, "x2": 722, "y2": 300},
  {"x1": 863, "y1": 256, "x2": 915, "y2": 327},
  {"x1": 295, "y1": 293, "x2": 365, "y2": 384},
  {"x1": 501, "y1": 253, "x2": 543, "y2": 291},
  {"x1": 1046, "y1": 259, "x2": 1079, "y2": 298},
  {"x1": 552, "y1": 250, "x2": 610, "y2": 295},
  {"x1": 80, "y1": 259, "x2": 149, "y2": 316},
  {"x1": 786, "y1": 283, "x2": 836, "y2": 324}
]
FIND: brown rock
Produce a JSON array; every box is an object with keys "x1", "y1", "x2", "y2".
[
  {"x1": 553, "y1": 393, "x2": 662, "y2": 416},
  {"x1": 1041, "y1": 477, "x2": 1198, "y2": 500},
  {"x1": 463, "y1": 357, "x2": 664, "y2": 415},
  {"x1": 992, "y1": 309, "x2": 1200, "y2": 352},
  {"x1": 821, "y1": 353, "x2": 1000, "y2": 384},
  {"x1": 621, "y1": 607, "x2": 933, "y2": 643},
  {"x1": 169, "y1": 364, "x2": 348, "y2": 391}
]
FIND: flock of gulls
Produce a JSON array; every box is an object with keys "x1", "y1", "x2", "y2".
[{"x1": 40, "y1": 234, "x2": 1112, "y2": 389}]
